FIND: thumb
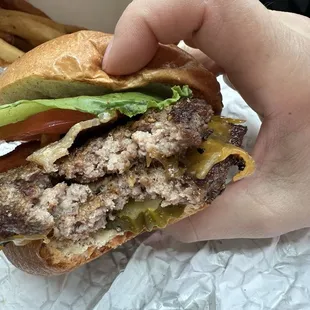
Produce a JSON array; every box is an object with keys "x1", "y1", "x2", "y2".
[
  {"x1": 163, "y1": 174, "x2": 271, "y2": 242},
  {"x1": 104, "y1": 0, "x2": 309, "y2": 118},
  {"x1": 103, "y1": 0, "x2": 269, "y2": 76}
]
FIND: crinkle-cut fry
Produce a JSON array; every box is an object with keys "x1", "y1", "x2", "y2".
[
  {"x1": 0, "y1": 0, "x2": 49, "y2": 18},
  {"x1": 0, "y1": 38, "x2": 24, "y2": 62},
  {"x1": 0, "y1": 8, "x2": 65, "y2": 45}
]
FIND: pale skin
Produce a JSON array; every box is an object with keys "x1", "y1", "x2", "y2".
[{"x1": 103, "y1": 0, "x2": 310, "y2": 242}]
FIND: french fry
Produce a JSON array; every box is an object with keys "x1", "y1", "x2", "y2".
[
  {"x1": 0, "y1": 57, "x2": 9, "y2": 67},
  {"x1": 64, "y1": 24, "x2": 87, "y2": 34},
  {"x1": 0, "y1": 0, "x2": 49, "y2": 18},
  {"x1": 0, "y1": 2, "x2": 87, "y2": 67},
  {"x1": 0, "y1": 38, "x2": 24, "y2": 63},
  {"x1": 18, "y1": 10, "x2": 67, "y2": 34},
  {"x1": 13, "y1": 36, "x2": 33, "y2": 52},
  {"x1": 0, "y1": 8, "x2": 65, "y2": 45},
  {"x1": 21, "y1": 10, "x2": 86, "y2": 34},
  {"x1": 0, "y1": 2, "x2": 85, "y2": 34},
  {"x1": 0, "y1": 31, "x2": 33, "y2": 52},
  {"x1": 0, "y1": 30, "x2": 15, "y2": 45}
]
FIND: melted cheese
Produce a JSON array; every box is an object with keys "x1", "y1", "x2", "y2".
[
  {"x1": 186, "y1": 137, "x2": 255, "y2": 181},
  {"x1": 60, "y1": 229, "x2": 121, "y2": 257},
  {"x1": 186, "y1": 116, "x2": 255, "y2": 181},
  {"x1": 27, "y1": 112, "x2": 117, "y2": 172},
  {"x1": 0, "y1": 234, "x2": 48, "y2": 249}
]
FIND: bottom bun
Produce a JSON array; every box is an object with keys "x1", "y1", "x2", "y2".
[{"x1": 3, "y1": 204, "x2": 204, "y2": 276}]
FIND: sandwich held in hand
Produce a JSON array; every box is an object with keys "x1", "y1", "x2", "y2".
[{"x1": 0, "y1": 31, "x2": 255, "y2": 276}]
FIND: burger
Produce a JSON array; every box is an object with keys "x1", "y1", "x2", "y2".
[{"x1": 0, "y1": 31, "x2": 255, "y2": 276}]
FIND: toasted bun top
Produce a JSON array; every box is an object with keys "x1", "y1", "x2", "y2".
[{"x1": 0, "y1": 30, "x2": 222, "y2": 113}]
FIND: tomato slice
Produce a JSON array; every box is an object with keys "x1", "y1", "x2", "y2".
[
  {"x1": 0, "y1": 109, "x2": 95, "y2": 142},
  {"x1": 0, "y1": 141, "x2": 41, "y2": 173}
]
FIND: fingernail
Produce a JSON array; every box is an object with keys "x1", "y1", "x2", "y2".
[{"x1": 102, "y1": 39, "x2": 113, "y2": 71}]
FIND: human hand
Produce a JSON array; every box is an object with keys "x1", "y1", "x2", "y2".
[{"x1": 103, "y1": 0, "x2": 310, "y2": 241}]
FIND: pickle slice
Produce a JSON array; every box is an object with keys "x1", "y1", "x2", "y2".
[{"x1": 107, "y1": 200, "x2": 185, "y2": 234}]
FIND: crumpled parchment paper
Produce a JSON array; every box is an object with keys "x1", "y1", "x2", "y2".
[{"x1": 1, "y1": 75, "x2": 310, "y2": 310}]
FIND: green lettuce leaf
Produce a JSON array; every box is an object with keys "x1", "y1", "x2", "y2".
[{"x1": 0, "y1": 85, "x2": 192, "y2": 127}]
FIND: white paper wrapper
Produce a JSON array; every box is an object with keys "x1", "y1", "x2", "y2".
[{"x1": 1, "y1": 75, "x2": 310, "y2": 310}]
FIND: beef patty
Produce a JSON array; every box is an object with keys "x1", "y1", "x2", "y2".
[{"x1": 0, "y1": 98, "x2": 246, "y2": 242}]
